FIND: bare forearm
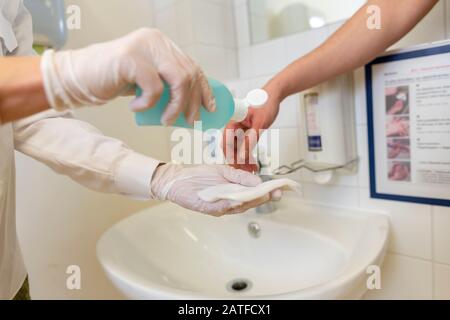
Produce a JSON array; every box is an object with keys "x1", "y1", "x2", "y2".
[
  {"x1": 0, "y1": 56, "x2": 49, "y2": 124},
  {"x1": 265, "y1": 0, "x2": 439, "y2": 101}
]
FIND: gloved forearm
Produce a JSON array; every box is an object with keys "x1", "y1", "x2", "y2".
[
  {"x1": 1, "y1": 29, "x2": 215, "y2": 126},
  {"x1": 41, "y1": 28, "x2": 216, "y2": 125},
  {"x1": 13, "y1": 110, "x2": 160, "y2": 200}
]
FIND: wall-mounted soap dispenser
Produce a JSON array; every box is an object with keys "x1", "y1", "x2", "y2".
[{"x1": 274, "y1": 73, "x2": 358, "y2": 184}]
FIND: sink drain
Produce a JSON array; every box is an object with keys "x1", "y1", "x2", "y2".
[
  {"x1": 248, "y1": 222, "x2": 261, "y2": 238},
  {"x1": 227, "y1": 279, "x2": 252, "y2": 293}
]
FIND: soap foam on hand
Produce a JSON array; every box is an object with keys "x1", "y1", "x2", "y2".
[{"x1": 198, "y1": 178, "x2": 300, "y2": 203}]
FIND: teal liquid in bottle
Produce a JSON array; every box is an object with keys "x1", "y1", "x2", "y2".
[{"x1": 135, "y1": 78, "x2": 236, "y2": 131}]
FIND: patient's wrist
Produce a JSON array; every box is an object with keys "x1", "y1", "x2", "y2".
[{"x1": 263, "y1": 78, "x2": 287, "y2": 105}]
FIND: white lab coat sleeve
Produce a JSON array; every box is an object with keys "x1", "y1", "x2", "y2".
[
  {"x1": 13, "y1": 110, "x2": 161, "y2": 200},
  {"x1": 9, "y1": 1, "x2": 160, "y2": 200}
]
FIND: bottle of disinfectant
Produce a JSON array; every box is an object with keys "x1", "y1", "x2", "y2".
[{"x1": 135, "y1": 78, "x2": 268, "y2": 131}]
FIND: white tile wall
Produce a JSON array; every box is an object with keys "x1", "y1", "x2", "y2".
[
  {"x1": 224, "y1": 78, "x2": 252, "y2": 98},
  {"x1": 364, "y1": 254, "x2": 433, "y2": 300},
  {"x1": 356, "y1": 125, "x2": 369, "y2": 188},
  {"x1": 232, "y1": 0, "x2": 450, "y2": 300},
  {"x1": 284, "y1": 26, "x2": 328, "y2": 64},
  {"x1": 237, "y1": 46, "x2": 254, "y2": 79},
  {"x1": 272, "y1": 94, "x2": 300, "y2": 129},
  {"x1": 190, "y1": 0, "x2": 236, "y2": 47},
  {"x1": 277, "y1": 128, "x2": 302, "y2": 166},
  {"x1": 155, "y1": 6, "x2": 179, "y2": 42},
  {"x1": 243, "y1": 38, "x2": 287, "y2": 78},
  {"x1": 359, "y1": 188, "x2": 433, "y2": 260},
  {"x1": 234, "y1": 2, "x2": 251, "y2": 47},
  {"x1": 434, "y1": 263, "x2": 450, "y2": 299},
  {"x1": 175, "y1": 0, "x2": 195, "y2": 46},
  {"x1": 153, "y1": 0, "x2": 178, "y2": 11},
  {"x1": 390, "y1": 1, "x2": 447, "y2": 50},
  {"x1": 353, "y1": 68, "x2": 367, "y2": 126},
  {"x1": 184, "y1": 45, "x2": 238, "y2": 80},
  {"x1": 153, "y1": 0, "x2": 238, "y2": 80},
  {"x1": 433, "y1": 206, "x2": 450, "y2": 265}
]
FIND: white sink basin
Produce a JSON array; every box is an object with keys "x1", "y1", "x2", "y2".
[{"x1": 97, "y1": 196, "x2": 389, "y2": 300}]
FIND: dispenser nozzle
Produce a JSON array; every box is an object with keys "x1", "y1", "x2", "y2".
[
  {"x1": 232, "y1": 89, "x2": 269, "y2": 122},
  {"x1": 246, "y1": 89, "x2": 269, "y2": 108}
]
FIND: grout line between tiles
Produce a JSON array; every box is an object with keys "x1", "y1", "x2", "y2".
[{"x1": 386, "y1": 251, "x2": 433, "y2": 264}]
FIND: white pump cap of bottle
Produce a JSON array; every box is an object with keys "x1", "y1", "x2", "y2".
[{"x1": 232, "y1": 89, "x2": 269, "y2": 122}]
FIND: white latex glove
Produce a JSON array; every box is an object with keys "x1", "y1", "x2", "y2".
[
  {"x1": 41, "y1": 28, "x2": 215, "y2": 125},
  {"x1": 150, "y1": 164, "x2": 271, "y2": 216}
]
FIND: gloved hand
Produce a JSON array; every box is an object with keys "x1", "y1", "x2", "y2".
[
  {"x1": 41, "y1": 28, "x2": 215, "y2": 125},
  {"x1": 150, "y1": 164, "x2": 272, "y2": 216}
]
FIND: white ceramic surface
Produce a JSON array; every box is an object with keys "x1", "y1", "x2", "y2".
[{"x1": 97, "y1": 196, "x2": 389, "y2": 300}]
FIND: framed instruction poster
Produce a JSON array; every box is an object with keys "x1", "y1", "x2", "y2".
[{"x1": 366, "y1": 41, "x2": 450, "y2": 207}]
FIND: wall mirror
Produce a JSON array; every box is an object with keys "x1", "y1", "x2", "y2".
[{"x1": 248, "y1": 0, "x2": 365, "y2": 44}]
